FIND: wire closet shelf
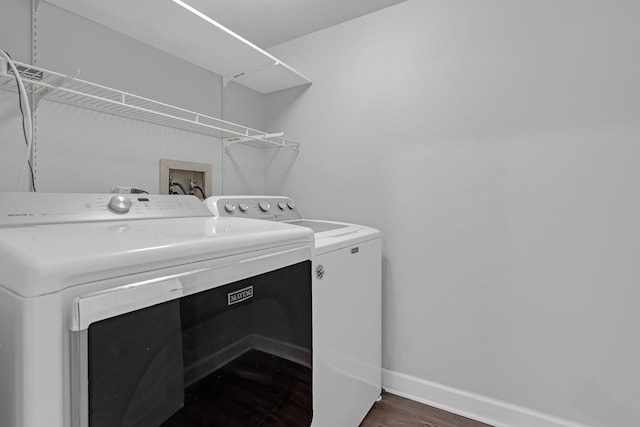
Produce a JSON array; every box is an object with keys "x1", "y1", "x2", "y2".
[{"x1": 0, "y1": 61, "x2": 299, "y2": 151}]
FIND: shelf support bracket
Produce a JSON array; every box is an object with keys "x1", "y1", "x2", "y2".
[
  {"x1": 223, "y1": 71, "x2": 247, "y2": 88},
  {"x1": 223, "y1": 61, "x2": 279, "y2": 88},
  {"x1": 224, "y1": 131, "x2": 285, "y2": 145},
  {"x1": 30, "y1": 75, "x2": 72, "y2": 110}
]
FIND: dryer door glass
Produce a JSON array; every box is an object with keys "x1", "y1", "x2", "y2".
[
  {"x1": 87, "y1": 300, "x2": 184, "y2": 427},
  {"x1": 84, "y1": 260, "x2": 313, "y2": 427}
]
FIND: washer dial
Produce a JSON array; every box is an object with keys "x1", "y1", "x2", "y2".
[{"x1": 258, "y1": 201, "x2": 271, "y2": 212}]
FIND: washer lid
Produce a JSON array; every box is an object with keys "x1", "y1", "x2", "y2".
[
  {"x1": 286, "y1": 219, "x2": 349, "y2": 233},
  {"x1": 0, "y1": 216, "x2": 313, "y2": 298},
  {"x1": 287, "y1": 219, "x2": 381, "y2": 254}
]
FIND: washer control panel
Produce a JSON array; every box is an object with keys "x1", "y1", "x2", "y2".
[
  {"x1": 206, "y1": 196, "x2": 303, "y2": 221},
  {"x1": 0, "y1": 193, "x2": 212, "y2": 227}
]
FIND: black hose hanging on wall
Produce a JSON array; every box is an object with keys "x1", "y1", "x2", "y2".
[
  {"x1": 193, "y1": 185, "x2": 206, "y2": 199},
  {"x1": 170, "y1": 181, "x2": 187, "y2": 195}
]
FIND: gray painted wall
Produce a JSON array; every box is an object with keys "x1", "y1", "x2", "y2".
[
  {"x1": 0, "y1": 0, "x2": 32, "y2": 192},
  {"x1": 222, "y1": 81, "x2": 267, "y2": 195},
  {"x1": 0, "y1": 0, "x2": 30, "y2": 61},
  {"x1": 266, "y1": 1, "x2": 640, "y2": 426},
  {"x1": 1, "y1": 0, "x2": 266, "y2": 195}
]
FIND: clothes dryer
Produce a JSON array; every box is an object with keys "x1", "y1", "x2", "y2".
[
  {"x1": 0, "y1": 193, "x2": 315, "y2": 427},
  {"x1": 206, "y1": 195, "x2": 382, "y2": 427}
]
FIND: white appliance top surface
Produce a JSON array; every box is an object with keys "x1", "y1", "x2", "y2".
[
  {"x1": 205, "y1": 196, "x2": 381, "y2": 253},
  {"x1": 0, "y1": 194, "x2": 313, "y2": 298},
  {"x1": 289, "y1": 219, "x2": 381, "y2": 254},
  {"x1": 286, "y1": 219, "x2": 349, "y2": 233}
]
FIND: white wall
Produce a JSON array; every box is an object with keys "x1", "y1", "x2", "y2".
[
  {"x1": 0, "y1": 0, "x2": 266, "y2": 195},
  {"x1": 266, "y1": 1, "x2": 640, "y2": 426},
  {"x1": 222, "y1": 81, "x2": 267, "y2": 195},
  {"x1": 0, "y1": 0, "x2": 32, "y2": 192},
  {"x1": 0, "y1": 0, "x2": 30, "y2": 61}
]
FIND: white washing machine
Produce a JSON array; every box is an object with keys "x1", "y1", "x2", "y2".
[
  {"x1": 0, "y1": 192, "x2": 316, "y2": 427},
  {"x1": 205, "y1": 195, "x2": 382, "y2": 427}
]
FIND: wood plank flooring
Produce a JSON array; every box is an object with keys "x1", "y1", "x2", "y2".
[
  {"x1": 162, "y1": 349, "x2": 312, "y2": 427},
  {"x1": 360, "y1": 392, "x2": 493, "y2": 427}
]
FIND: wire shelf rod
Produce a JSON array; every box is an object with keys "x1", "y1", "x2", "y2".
[{"x1": 1, "y1": 61, "x2": 299, "y2": 150}]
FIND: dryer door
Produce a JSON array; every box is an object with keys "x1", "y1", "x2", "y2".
[{"x1": 70, "y1": 260, "x2": 312, "y2": 427}]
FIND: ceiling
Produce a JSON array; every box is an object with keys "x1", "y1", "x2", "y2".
[{"x1": 183, "y1": 0, "x2": 407, "y2": 49}]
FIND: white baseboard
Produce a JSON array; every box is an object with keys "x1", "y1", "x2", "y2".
[{"x1": 382, "y1": 369, "x2": 587, "y2": 427}]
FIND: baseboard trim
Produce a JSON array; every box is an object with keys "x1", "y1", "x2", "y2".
[{"x1": 382, "y1": 369, "x2": 586, "y2": 427}]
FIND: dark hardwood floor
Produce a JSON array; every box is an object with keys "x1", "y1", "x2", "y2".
[{"x1": 360, "y1": 392, "x2": 493, "y2": 427}]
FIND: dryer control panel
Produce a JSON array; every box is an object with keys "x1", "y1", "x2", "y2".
[
  {"x1": 0, "y1": 193, "x2": 212, "y2": 227},
  {"x1": 206, "y1": 196, "x2": 303, "y2": 222}
]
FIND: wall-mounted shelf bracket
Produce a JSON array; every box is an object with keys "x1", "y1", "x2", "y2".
[
  {"x1": 223, "y1": 61, "x2": 280, "y2": 89},
  {"x1": 28, "y1": 71, "x2": 73, "y2": 110},
  {"x1": 226, "y1": 131, "x2": 284, "y2": 144},
  {"x1": 224, "y1": 131, "x2": 298, "y2": 151}
]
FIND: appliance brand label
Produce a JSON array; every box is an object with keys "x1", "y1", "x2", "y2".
[
  {"x1": 315, "y1": 265, "x2": 324, "y2": 280},
  {"x1": 228, "y1": 286, "x2": 254, "y2": 305}
]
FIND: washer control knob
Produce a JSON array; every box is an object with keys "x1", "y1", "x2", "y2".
[
  {"x1": 287, "y1": 201, "x2": 296, "y2": 210},
  {"x1": 277, "y1": 202, "x2": 287, "y2": 210},
  {"x1": 239, "y1": 203, "x2": 249, "y2": 212},
  {"x1": 224, "y1": 203, "x2": 236, "y2": 213},
  {"x1": 108, "y1": 195, "x2": 132, "y2": 214},
  {"x1": 258, "y1": 201, "x2": 271, "y2": 212}
]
